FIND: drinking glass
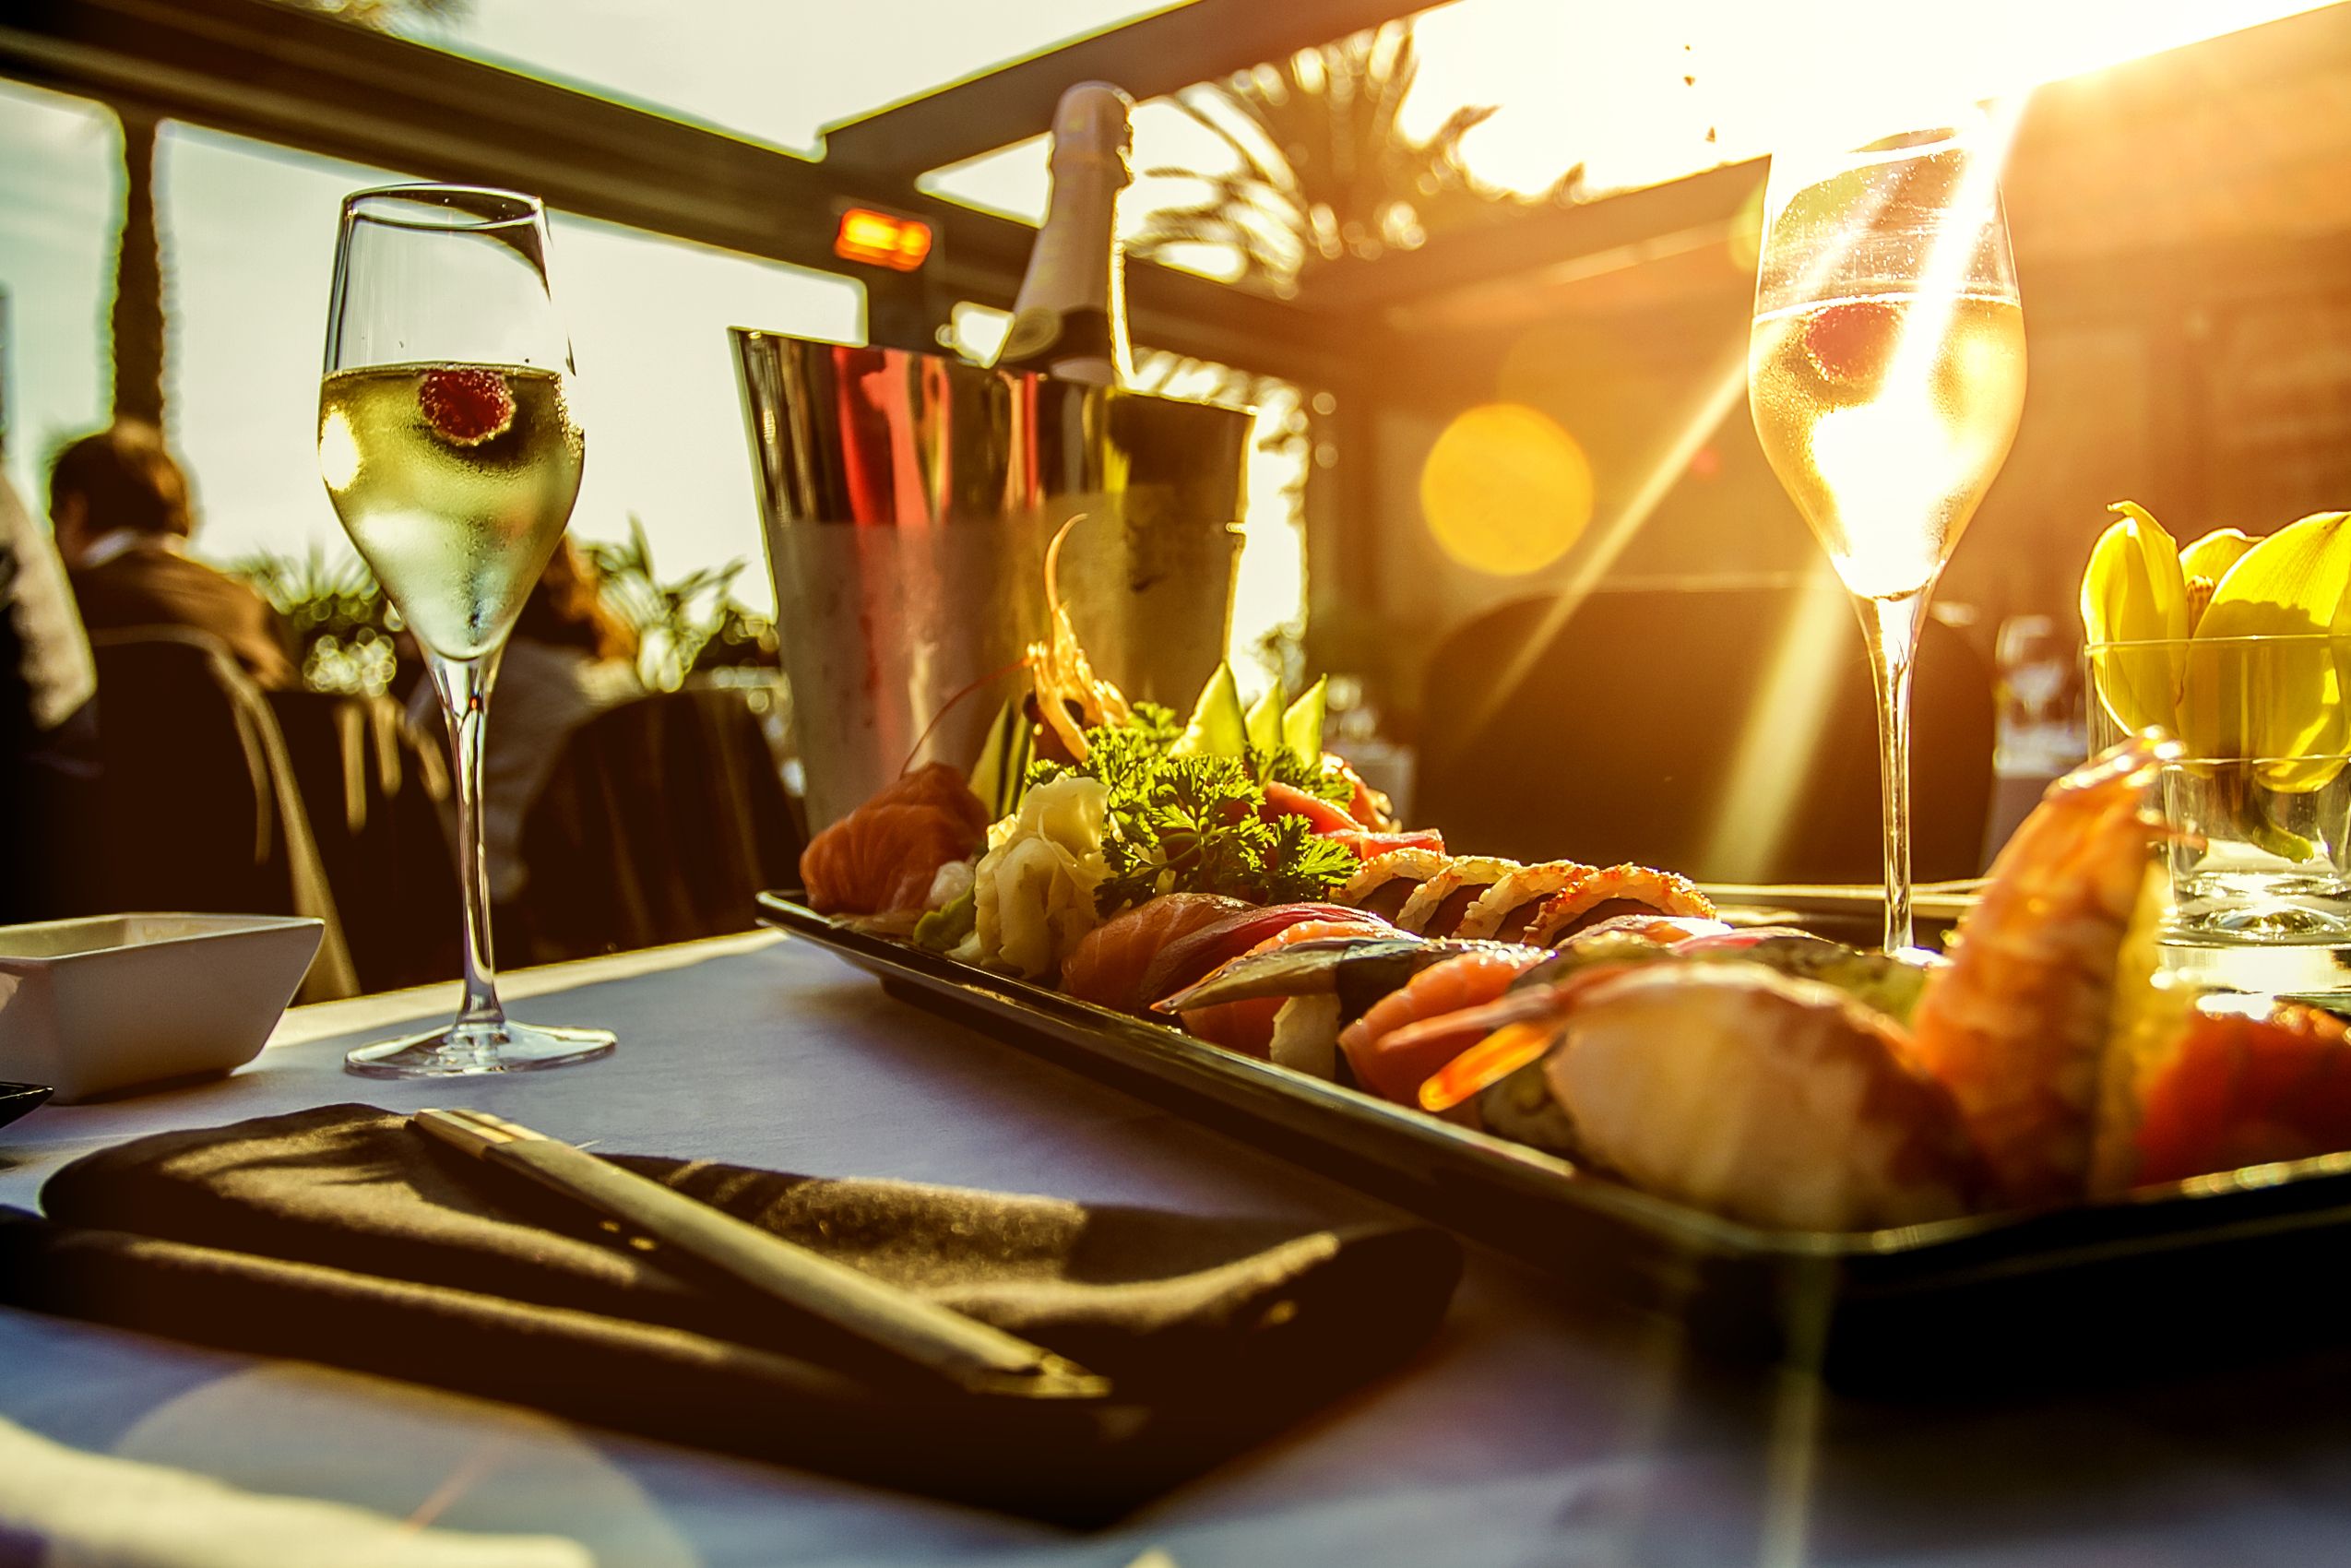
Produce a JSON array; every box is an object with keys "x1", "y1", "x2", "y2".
[
  {"x1": 320, "y1": 184, "x2": 614, "y2": 1076},
  {"x1": 1747, "y1": 116, "x2": 2026, "y2": 952}
]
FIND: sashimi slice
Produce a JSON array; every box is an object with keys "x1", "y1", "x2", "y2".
[
  {"x1": 1261, "y1": 780, "x2": 1364, "y2": 835},
  {"x1": 1326, "y1": 828, "x2": 1447, "y2": 860},
  {"x1": 867, "y1": 761, "x2": 991, "y2": 839},
  {"x1": 1061, "y1": 893, "x2": 1252, "y2": 1014},
  {"x1": 2134, "y1": 1004, "x2": 2351, "y2": 1185},
  {"x1": 801, "y1": 802, "x2": 980, "y2": 915}
]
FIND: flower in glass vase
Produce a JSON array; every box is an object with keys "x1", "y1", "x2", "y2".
[{"x1": 2082, "y1": 501, "x2": 2351, "y2": 948}]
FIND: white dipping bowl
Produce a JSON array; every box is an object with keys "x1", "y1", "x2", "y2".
[{"x1": 0, "y1": 914, "x2": 324, "y2": 1102}]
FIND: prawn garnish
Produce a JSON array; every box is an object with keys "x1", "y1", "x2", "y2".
[
  {"x1": 1907, "y1": 733, "x2": 2180, "y2": 1206},
  {"x1": 1027, "y1": 516, "x2": 1129, "y2": 761}
]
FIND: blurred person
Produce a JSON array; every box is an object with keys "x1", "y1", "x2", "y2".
[
  {"x1": 410, "y1": 538, "x2": 640, "y2": 902},
  {"x1": 50, "y1": 421, "x2": 298, "y2": 690},
  {"x1": 0, "y1": 464, "x2": 99, "y2": 920}
]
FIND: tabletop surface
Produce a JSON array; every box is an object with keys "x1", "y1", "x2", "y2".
[{"x1": 4, "y1": 930, "x2": 2349, "y2": 1567}]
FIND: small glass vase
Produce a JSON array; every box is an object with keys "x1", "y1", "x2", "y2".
[{"x1": 2088, "y1": 632, "x2": 2351, "y2": 996}]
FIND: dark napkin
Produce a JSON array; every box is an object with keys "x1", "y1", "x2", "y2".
[{"x1": 0, "y1": 1105, "x2": 1460, "y2": 1522}]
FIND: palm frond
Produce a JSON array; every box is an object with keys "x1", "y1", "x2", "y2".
[{"x1": 1126, "y1": 17, "x2": 1526, "y2": 299}]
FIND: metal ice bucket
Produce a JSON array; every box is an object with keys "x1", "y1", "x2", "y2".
[{"x1": 733, "y1": 331, "x2": 1251, "y2": 829}]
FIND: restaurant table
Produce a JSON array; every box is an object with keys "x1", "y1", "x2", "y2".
[{"x1": 5, "y1": 930, "x2": 2351, "y2": 1566}]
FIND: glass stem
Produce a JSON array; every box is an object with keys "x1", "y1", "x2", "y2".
[
  {"x1": 1857, "y1": 588, "x2": 1927, "y2": 955},
  {"x1": 430, "y1": 648, "x2": 507, "y2": 1031}
]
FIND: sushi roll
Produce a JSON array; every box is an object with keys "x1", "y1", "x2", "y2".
[
  {"x1": 1337, "y1": 848, "x2": 1451, "y2": 924},
  {"x1": 1395, "y1": 857, "x2": 1521, "y2": 936},
  {"x1": 1475, "y1": 1058, "x2": 1583, "y2": 1158},
  {"x1": 1454, "y1": 861, "x2": 1596, "y2": 942},
  {"x1": 1521, "y1": 865, "x2": 1715, "y2": 947}
]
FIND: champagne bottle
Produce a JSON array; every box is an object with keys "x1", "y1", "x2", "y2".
[{"x1": 993, "y1": 82, "x2": 1134, "y2": 386}]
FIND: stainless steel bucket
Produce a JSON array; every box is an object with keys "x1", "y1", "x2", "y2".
[{"x1": 732, "y1": 332, "x2": 1251, "y2": 829}]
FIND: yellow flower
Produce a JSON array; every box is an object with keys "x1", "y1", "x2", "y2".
[
  {"x1": 2080, "y1": 501, "x2": 2187, "y2": 735},
  {"x1": 2179, "y1": 528, "x2": 2254, "y2": 628},
  {"x1": 2185, "y1": 510, "x2": 2351, "y2": 790}
]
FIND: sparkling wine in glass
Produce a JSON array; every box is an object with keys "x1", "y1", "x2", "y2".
[
  {"x1": 320, "y1": 184, "x2": 614, "y2": 1076},
  {"x1": 1747, "y1": 119, "x2": 2026, "y2": 952}
]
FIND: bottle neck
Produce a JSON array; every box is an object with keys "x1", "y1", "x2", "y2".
[{"x1": 1000, "y1": 150, "x2": 1131, "y2": 386}]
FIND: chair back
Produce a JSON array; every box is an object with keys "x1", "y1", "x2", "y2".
[
  {"x1": 1415, "y1": 584, "x2": 1996, "y2": 885},
  {"x1": 513, "y1": 686, "x2": 805, "y2": 962},
  {"x1": 87, "y1": 628, "x2": 358, "y2": 998},
  {"x1": 265, "y1": 688, "x2": 459, "y2": 992}
]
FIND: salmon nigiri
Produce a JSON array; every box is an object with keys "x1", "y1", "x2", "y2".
[{"x1": 1177, "y1": 917, "x2": 1394, "y2": 1056}]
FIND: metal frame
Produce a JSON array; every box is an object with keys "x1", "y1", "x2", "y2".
[
  {"x1": 11, "y1": 0, "x2": 2349, "y2": 523},
  {"x1": 0, "y1": 0, "x2": 1373, "y2": 382},
  {"x1": 820, "y1": 0, "x2": 1418, "y2": 182},
  {"x1": 0, "y1": 0, "x2": 1852, "y2": 386}
]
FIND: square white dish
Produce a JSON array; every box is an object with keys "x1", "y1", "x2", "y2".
[{"x1": 0, "y1": 914, "x2": 323, "y2": 1102}]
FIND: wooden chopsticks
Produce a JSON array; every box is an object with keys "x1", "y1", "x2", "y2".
[{"x1": 410, "y1": 1109, "x2": 1110, "y2": 1400}]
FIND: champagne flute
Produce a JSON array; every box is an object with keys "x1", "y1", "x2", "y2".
[
  {"x1": 320, "y1": 184, "x2": 614, "y2": 1076},
  {"x1": 1747, "y1": 117, "x2": 2026, "y2": 953}
]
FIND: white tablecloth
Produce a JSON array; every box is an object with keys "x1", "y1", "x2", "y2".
[{"x1": 4, "y1": 931, "x2": 2348, "y2": 1566}]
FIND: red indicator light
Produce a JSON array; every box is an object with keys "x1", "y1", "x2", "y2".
[{"x1": 835, "y1": 208, "x2": 932, "y2": 271}]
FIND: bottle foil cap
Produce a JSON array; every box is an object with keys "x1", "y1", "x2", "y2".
[{"x1": 1050, "y1": 81, "x2": 1134, "y2": 166}]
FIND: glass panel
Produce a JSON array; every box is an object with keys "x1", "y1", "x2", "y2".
[
  {"x1": 335, "y1": 0, "x2": 1193, "y2": 158},
  {"x1": 0, "y1": 79, "x2": 117, "y2": 511},
  {"x1": 156, "y1": 122, "x2": 863, "y2": 617}
]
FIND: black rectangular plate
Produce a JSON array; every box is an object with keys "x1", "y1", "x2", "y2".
[
  {"x1": 760, "y1": 893, "x2": 2351, "y2": 1392},
  {"x1": 0, "y1": 1084, "x2": 50, "y2": 1131}
]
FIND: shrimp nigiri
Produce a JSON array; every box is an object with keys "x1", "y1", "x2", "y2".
[
  {"x1": 1550, "y1": 966, "x2": 1989, "y2": 1231},
  {"x1": 1907, "y1": 735, "x2": 2178, "y2": 1207}
]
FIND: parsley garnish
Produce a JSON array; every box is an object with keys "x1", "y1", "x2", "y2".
[{"x1": 1027, "y1": 715, "x2": 1360, "y2": 914}]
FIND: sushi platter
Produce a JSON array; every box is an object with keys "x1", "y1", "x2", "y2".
[
  {"x1": 768, "y1": 544, "x2": 2351, "y2": 1390},
  {"x1": 759, "y1": 887, "x2": 2351, "y2": 1394}
]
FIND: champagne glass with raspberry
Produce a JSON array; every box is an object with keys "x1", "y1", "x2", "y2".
[
  {"x1": 320, "y1": 184, "x2": 614, "y2": 1075},
  {"x1": 1746, "y1": 115, "x2": 2025, "y2": 954}
]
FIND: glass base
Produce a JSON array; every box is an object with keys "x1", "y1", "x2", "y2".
[
  {"x1": 2156, "y1": 937, "x2": 2351, "y2": 1004},
  {"x1": 345, "y1": 1019, "x2": 615, "y2": 1079}
]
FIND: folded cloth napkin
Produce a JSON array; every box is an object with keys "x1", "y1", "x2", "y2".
[{"x1": 0, "y1": 1105, "x2": 1461, "y2": 1523}]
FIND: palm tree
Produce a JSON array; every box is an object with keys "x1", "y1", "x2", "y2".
[
  {"x1": 1126, "y1": 19, "x2": 1574, "y2": 301},
  {"x1": 106, "y1": 0, "x2": 469, "y2": 423}
]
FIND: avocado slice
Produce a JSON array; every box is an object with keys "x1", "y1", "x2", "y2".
[
  {"x1": 1244, "y1": 683, "x2": 1285, "y2": 754},
  {"x1": 1282, "y1": 675, "x2": 1327, "y2": 766},
  {"x1": 1170, "y1": 662, "x2": 1249, "y2": 756},
  {"x1": 967, "y1": 693, "x2": 1033, "y2": 819}
]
